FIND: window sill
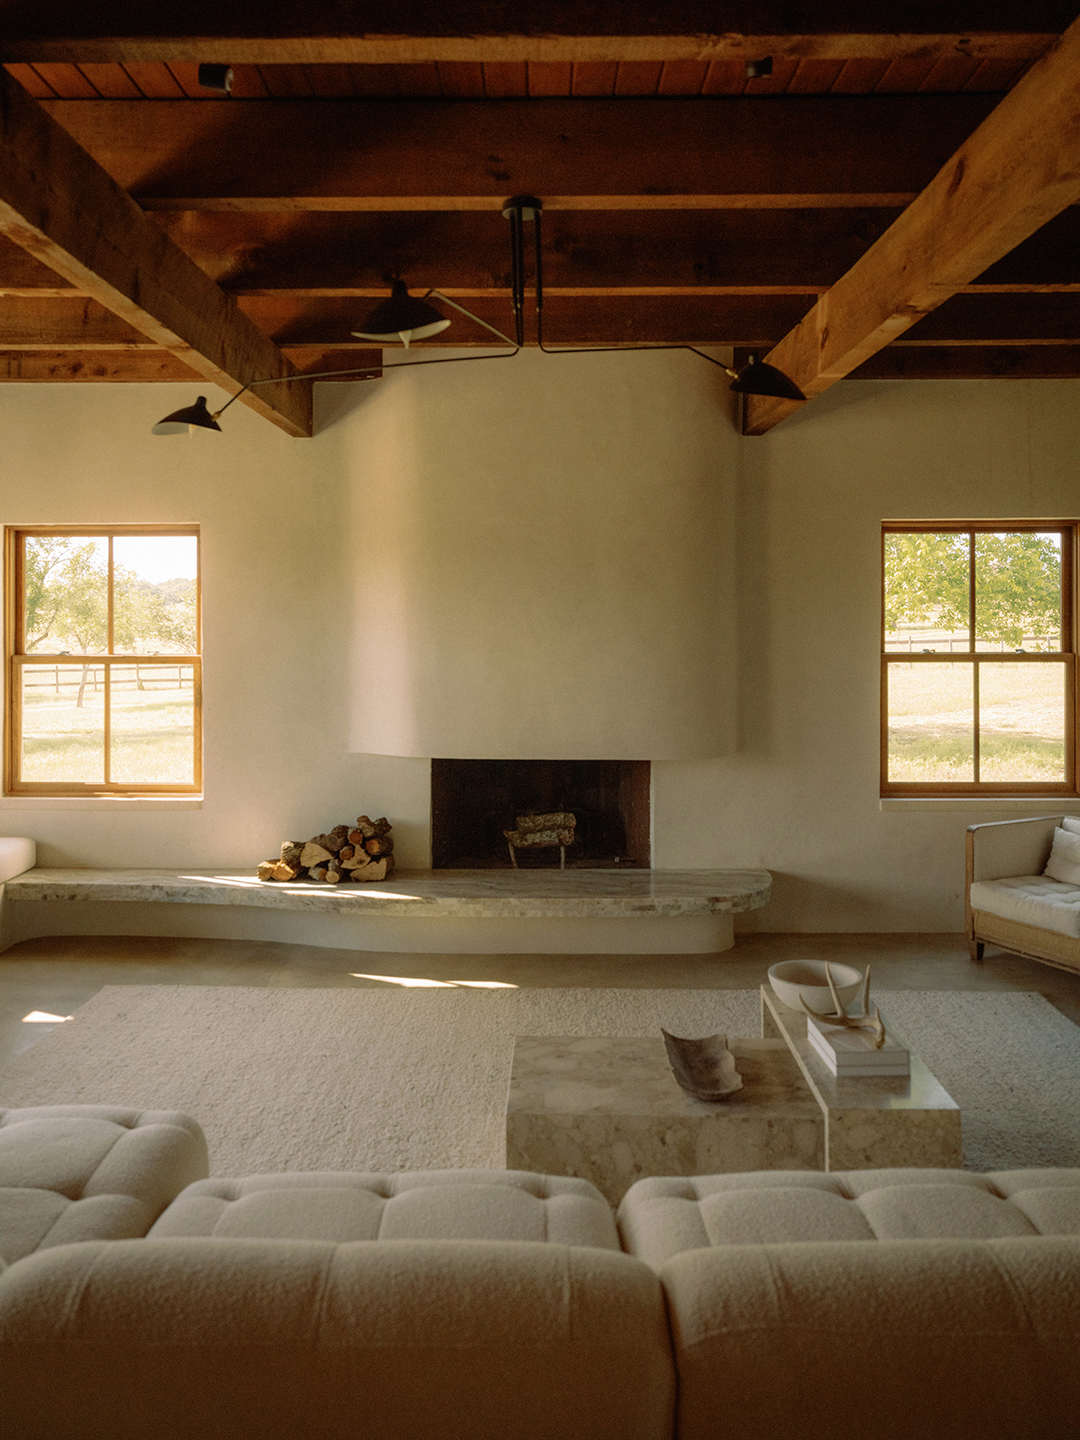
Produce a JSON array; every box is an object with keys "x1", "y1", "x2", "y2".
[
  {"x1": 0, "y1": 796, "x2": 203, "y2": 810},
  {"x1": 880, "y1": 797, "x2": 1080, "y2": 813}
]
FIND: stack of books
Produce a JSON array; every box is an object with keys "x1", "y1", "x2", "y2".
[{"x1": 806, "y1": 1014, "x2": 910, "y2": 1077}]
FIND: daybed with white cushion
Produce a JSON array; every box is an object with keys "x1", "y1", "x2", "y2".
[{"x1": 966, "y1": 814, "x2": 1080, "y2": 973}]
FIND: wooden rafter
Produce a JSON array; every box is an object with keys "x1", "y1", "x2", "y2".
[
  {"x1": 39, "y1": 95, "x2": 999, "y2": 212},
  {"x1": 0, "y1": 66, "x2": 311, "y2": 434},
  {"x1": 744, "y1": 16, "x2": 1080, "y2": 433},
  {"x1": 0, "y1": 4, "x2": 1069, "y2": 64}
]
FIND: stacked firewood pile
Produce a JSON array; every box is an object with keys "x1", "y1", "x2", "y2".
[{"x1": 257, "y1": 815, "x2": 395, "y2": 884}]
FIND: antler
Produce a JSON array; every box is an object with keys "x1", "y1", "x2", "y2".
[{"x1": 801, "y1": 964, "x2": 887, "y2": 1048}]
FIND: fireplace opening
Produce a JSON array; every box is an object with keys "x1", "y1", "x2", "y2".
[{"x1": 431, "y1": 759, "x2": 650, "y2": 869}]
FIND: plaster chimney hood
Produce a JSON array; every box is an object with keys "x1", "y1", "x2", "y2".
[{"x1": 346, "y1": 349, "x2": 737, "y2": 761}]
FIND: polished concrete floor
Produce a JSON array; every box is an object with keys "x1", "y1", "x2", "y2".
[{"x1": 3, "y1": 929, "x2": 1080, "y2": 1069}]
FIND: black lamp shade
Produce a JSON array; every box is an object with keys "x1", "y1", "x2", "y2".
[
  {"x1": 151, "y1": 396, "x2": 223, "y2": 435},
  {"x1": 729, "y1": 355, "x2": 806, "y2": 401},
  {"x1": 352, "y1": 281, "x2": 451, "y2": 346}
]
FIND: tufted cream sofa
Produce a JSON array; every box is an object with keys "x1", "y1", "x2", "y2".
[
  {"x1": 1, "y1": 1108, "x2": 1079, "y2": 1439},
  {"x1": 966, "y1": 814, "x2": 1080, "y2": 974}
]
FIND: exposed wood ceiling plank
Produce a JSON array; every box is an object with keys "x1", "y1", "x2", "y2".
[
  {"x1": 0, "y1": 67, "x2": 310, "y2": 434},
  {"x1": 12, "y1": 292, "x2": 1080, "y2": 353},
  {"x1": 0, "y1": 4, "x2": 1069, "y2": 64},
  {"x1": 39, "y1": 96, "x2": 1000, "y2": 210},
  {"x1": 0, "y1": 345, "x2": 383, "y2": 382},
  {"x1": 141, "y1": 208, "x2": 907, "y2": 293},
  {"x1": 734, "y1": 344, "x2": 1080, "y2": 380},
  {"x1": 743, "y1": 18, "x2": 1080, "y2": 433},
  {"x1": 846, "y1": 346, "x2": 1080, "y2": 379}
]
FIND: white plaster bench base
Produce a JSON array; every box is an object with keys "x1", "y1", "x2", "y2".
[{"x1": 0, "y1": 868, "x2": 772, "y2": 955}]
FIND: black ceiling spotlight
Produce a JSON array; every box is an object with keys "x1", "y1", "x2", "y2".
[
  {"x1": 745, "y1": 57, "x2": 773, "y2": 79},
  {"x1": 197, "y1": 64, "x2": 233, "y2": 94}
]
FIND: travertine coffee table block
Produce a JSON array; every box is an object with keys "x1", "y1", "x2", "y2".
[
  {"x1": 506, "y1": 1035, "x2": 823, "y2": 1206},
  {"x1": 760, "y1": 986, "x2": 962, "y2": 1170}
]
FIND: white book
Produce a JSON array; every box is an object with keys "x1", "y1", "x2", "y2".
[{"x1": 807, "y1": 1016, "x2": 910, "y2": 1077}]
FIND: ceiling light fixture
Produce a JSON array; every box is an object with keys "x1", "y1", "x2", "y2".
[
  {"x1": 351, "y1": 280, "x2": 451, "y2": 347},
  {"x1": 499, "y1": 194, "x2": 806, "y2": 401},
  {"x1": 153, "y1": 196, "x2": 803, "y2": 434}
]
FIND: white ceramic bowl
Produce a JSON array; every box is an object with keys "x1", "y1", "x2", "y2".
[{"x1": 767, "y1": 960, "x2": 863, "y2": 1013}]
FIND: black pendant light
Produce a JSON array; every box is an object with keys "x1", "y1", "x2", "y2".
[
  {"x1": 727, "y1": 354, "x2": 807, "y2": 401},
  {"x1": 352, "y1": 281, "x2": 452, "y2": 347},
  {"x1": 150, "y1": 396, "x2": 223, "y2": 435}
]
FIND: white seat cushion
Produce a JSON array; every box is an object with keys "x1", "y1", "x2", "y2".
[
  {"x1": 151, "y1": 1168, "x2": 620, "y2": 1249},
  {"x1": 969, "y1": 874, "x2": 1080, "y2": 937},
  {"x1": 0, "y1": 1106, "x2": 209, "y2": 1264},
  {"x1": 618, "y1": 1168, "x2": 1080, "y2": 1268},
  {"x1": 0, "y1": 838, "x2": 34, "y2": 883}
]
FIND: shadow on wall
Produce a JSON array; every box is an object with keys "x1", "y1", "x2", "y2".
[{"x1": 736, "y1": 871, "x2": 951, "y2": 934}]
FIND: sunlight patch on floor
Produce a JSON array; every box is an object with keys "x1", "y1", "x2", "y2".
[
  {"x1": 349, "y1": 973, "x2": 518, "y2": 989},
  {"x1": 22, "y1": 1011, "x2": 72, "y2": 1022}
]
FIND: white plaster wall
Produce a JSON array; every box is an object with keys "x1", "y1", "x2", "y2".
[
  {"x1": 3, "y1": 372, "x2": 1080, "y2": 934},
  {"x1": 654, "y1": 378, "x2": 1080, "y2": 931},
  {"x1": 0, "y1": 383, "x2": 433, "y2": 867},
  {"x1": 340, "y1": 348, "x2": 738, "y2": 759}
]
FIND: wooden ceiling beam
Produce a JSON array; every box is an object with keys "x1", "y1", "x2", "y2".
[
  {"x1": 0, "y1": 4, "x2": 1070, "y2": 64},
  {"x1": 39, "y1": 96, "x2": 1000, "y2": 210},
  {"x1": 0, "y1": 67, "x2": 311, "y2": 434},
  {"x1": 743, "y1": 17, "x2": 1080, "y2": 433}
]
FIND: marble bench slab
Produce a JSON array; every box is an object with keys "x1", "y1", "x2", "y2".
[
  {"x1": 0, "y1": 868, "x2": 772, "y2": 956},
  {"x1": 4, "y1": 867, "x2": 772, "y2": 917}
]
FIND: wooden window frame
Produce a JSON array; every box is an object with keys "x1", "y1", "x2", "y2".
[
  {"x1": 4, "y1": 524, "x2": 202, "y2": 795},
  {"x1": 881, "y1": 520, "x2": 1080, "y2": 797}
]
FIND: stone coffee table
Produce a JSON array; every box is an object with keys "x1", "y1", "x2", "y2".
[
  {"x1": 505, "y1": 988, "x2": 961, "y2": 1205},
  {"x1": 505, "y1": 1034, "x2": 823, "y2": 1206}
]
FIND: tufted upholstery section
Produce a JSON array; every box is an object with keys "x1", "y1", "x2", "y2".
[
  {"x1": 662, "y1": 1235, "x2": 1080, "y2": 1440},
  {"x1": 969, "y1": 874, "x2": 1080, "y2": 937},
  {"x1": 0, "y1": 1106, "x2": 209, "y2": 1264},
  {"x1": 0, "y1": 1236, "x2": 674, "y2": 1440},
  {"x1": 617, "y1": 1168, "x2": 1080, "y2": 1269},
  {"x1": 150, "y1": 1168, "x2": 620, "y2": 1249}
]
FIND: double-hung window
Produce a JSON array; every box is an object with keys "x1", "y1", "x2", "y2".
[
  {"x1": 5, "y1": 526, "x2": 201, "y2": 794},
  {"x1": 882, "y1": 522, "x2": 1078, "y2": 796}
]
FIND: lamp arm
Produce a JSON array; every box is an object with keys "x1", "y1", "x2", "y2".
[{"x1": 210, "y1": 295, "x2": 519, "y2": 418}]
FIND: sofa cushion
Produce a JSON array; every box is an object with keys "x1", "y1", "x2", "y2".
[
  {"x1": 617, "y1": 1168, "x2": 1080, "y2": 1268},
  {"x1": 1044, "y1": 825, "x2": 1080, "y2": 885},
  {"x1": 0, "y1": 838, "x2": 34, "y2": 883},
  {"x1": 0, "y1": 1106, "x2": 209, "y2": 1264},
  {"x1": 969, "y1": 874, "x2": 1080, "y2": 937},
  {"x1": 661, "y1": 1236, "x2": 1080, "y2": 1440},
  {"x1": 150, "y1": 1168, "x2": 619, "y2": 1248},
  {"x1": 0, "y1": 1237, "x2": 674, "y2": 1440}
]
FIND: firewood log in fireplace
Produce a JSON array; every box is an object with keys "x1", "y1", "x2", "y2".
[{"x1": 503, "y1": 813, "x2": 576, "y2": 869}]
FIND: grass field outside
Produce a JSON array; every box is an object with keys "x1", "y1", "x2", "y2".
[
  {"x1": 887, "y1": 661, "x2": 1066, "y2": 782},
  {"x1": 20, "y1": 667, "x2": 195, "y2": 785}
]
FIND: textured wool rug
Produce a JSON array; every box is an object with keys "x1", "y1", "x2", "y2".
[{"x1": 1, "y1": 985, "x2": 1077, "y2": 1176}]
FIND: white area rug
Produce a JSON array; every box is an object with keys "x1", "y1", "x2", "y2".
[{"x1": 0, "y1": 986, "x2": 1077, "y2": 1175}]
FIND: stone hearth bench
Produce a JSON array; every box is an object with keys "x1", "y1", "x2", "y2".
[{"x1": 0, "y1": 867, "x2": 771, "y2": 956}]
